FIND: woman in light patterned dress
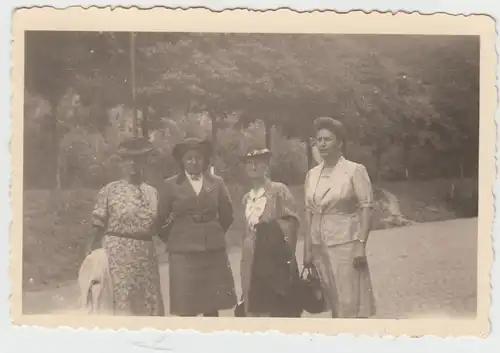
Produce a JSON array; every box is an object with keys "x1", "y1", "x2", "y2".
[
  {"x1": 303, "y1": 117, "x2": 376, "y2": 318},
  {"x1": 86, "y1": 137, "x2": 164, "y2": 316},
  {"x1": 239, "y1": 148, "x2": 302, "y2": 317}
]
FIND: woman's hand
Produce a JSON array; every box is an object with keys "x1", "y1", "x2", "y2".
[
  {"x1": 352, "y1": 241, "x2": 367, "y2": 269},
  {"x1": 303, "y1": 249, "x2": 313, "y2": 268}
]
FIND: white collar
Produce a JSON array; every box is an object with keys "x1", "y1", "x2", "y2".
[
  {"x1": 248, "y1": 187, "x2": 266, "y2": 201},
  {"x1": 185, "y1": 171, "x2": 203, "y2": 182}
]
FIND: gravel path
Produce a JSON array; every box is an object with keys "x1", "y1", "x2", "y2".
[{"x1": 23, "y1": 218, "x2": 478, "y2": 319}]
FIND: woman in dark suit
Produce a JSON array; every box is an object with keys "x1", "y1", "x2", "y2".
[{"x1": 159, "y1": 137, "x2": 237, "y2": 317}]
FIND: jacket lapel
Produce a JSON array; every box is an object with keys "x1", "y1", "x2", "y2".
[
  {"x1": 320, "y1": 157, "x2": 350, "y2": 211},
  {"x1": 176, "y1": 173, "x2": 198, "y2": 198},
  {"x1": 196, "y1": 172, "x2": 217, "y2": 208},
  {"x1": 199, "y1": 172, "x2": 215, "y2": 196},
  {"x1": 306, "y1": 163, "x2": 323, "y2": 206}
]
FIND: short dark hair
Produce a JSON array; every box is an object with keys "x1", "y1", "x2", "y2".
[{"x1": 313, "y1": 117, "x2": 347, "y2": 154}]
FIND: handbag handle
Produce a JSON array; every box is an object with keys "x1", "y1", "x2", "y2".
[{"x1": 301, "y1": 265, "x2": 320, "y2": 280}]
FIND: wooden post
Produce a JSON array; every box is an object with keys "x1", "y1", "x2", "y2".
[
  {"x1": 211, "y1": 114, "x2": 218, "y2": 147},
  {"x1": 265, "y1": 123, "x2": 272, "y2": 150},
  {"x1": 130, "y1": 32, "x2": 138, "y2": 138}
]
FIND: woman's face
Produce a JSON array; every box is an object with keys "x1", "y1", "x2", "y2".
[
  {"x1": 315, "y1": 128, "x2": 342, "y2": 159},
  {"x1": 182, "y1": 149, "x2": 205, "y2": 175},
  {"x1": 245, "y1": 158, "x2": 268, "y2": 179},
  {"x1": 122, "y1": 156, "x2": 144, "y2": 181}
]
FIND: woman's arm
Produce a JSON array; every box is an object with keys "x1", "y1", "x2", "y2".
[
  {"x1": 275, "y1": 183, "x2": 300, "y2": 252},
  {"x1": 357, "y1": 207, "x2": 372, "y2": 242},
  {"x1": 302, "y1": 209, "x2": 313, "y2": 265},
  {"x1": 302, "y1": 172, "x2": 313, "y2": 266},
  {"x1": 217, "y1": 177, "x2": 234, "y2": 233},
  {"x1": 353, "y1": 164, "x2": 374, "y2": 242},
  {"x1": 86, "y1": 184, "x2": 109, "y2": 256},
  {"x1": 157, "y1": 180, "x2": 175, "y2": 243}
]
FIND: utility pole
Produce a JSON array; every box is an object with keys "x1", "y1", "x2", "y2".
[{"x1": 130, "y1": 32, "x2": 138, "y2": 137}]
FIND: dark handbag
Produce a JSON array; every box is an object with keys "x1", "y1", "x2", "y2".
[
  {"x1": 234, "y1": 301, "x2": 246, "y2": 317},
  {"x1": 298, "y1": 266, "x2": 326, "y2": 314}
]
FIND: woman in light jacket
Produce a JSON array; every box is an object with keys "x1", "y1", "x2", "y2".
[
  {"x1": 303, "y1": 117, "x2": 376, "y2": 318},
  {"x1": 159, "y1": 137, "x2": 237, "y2": 317}
]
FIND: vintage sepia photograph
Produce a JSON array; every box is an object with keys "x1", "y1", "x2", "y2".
[{"x1": 10, "y1": 8, "x2": 495, "y2": 337}]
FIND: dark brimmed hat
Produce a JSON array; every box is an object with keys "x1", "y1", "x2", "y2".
[
  {"x1": 172, "y1": 137, "x2": 213, "y2": 166},
  {"x1": 313, "y1": 117, "x2": 346, "y2": 142},
  {"x1": 117, "y1": 137, "x2": 154, "y2": 157},
  {"x1": 240, "y1": 147, "x2": 272, "y2": 162}
]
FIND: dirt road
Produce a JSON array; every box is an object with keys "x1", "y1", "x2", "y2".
[{"x1": 23, "y1": 218, "x2": 478, "y2": 319}]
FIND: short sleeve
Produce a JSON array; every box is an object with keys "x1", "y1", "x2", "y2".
[
  {"x1": 352, "y1": 164, "x2": 374, "y2": 208},
  {"x1": 241, "y1": 192, "x2": 250, "y2": 208},
  {"x1": 144, "y1": 184, "x2": 159, "y2": 213},
  {"x1": 303, "y1": 170, "x2": 311, "y2": 210},
  {"x1": 275, "y1": 183, "x2": 300, "y2": 248},
  {"x1": 276, "y1": 183, "x2": 299, "y2": 221},
  {"x1": 92, "y1": 184, "x2": 110, "y2": 228}
]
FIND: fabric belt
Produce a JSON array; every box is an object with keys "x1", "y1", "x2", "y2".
[
  {"x1": 177, "y1": 213, "x2": 217, "y2": 224},
  {"x1": 106, "y1": 231, "x2": 153, "y2": 241}
]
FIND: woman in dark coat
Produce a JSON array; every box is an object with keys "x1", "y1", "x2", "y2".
[
  {"x1": 239, "y1": 148, "x2": 302, "y2": 317},
  {"x1": 159, "y1": 137, "x2": 237, "y2": 317}
]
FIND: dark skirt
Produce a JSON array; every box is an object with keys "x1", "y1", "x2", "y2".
[
  {"x1": 247, "y1": 220, "x2": 302, "y2": 317},
  {"x1": 169, "y1": 249, "x2": 237, "y2": 316}
]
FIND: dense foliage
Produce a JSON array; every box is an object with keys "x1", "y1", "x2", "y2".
[{"x1": 24, "y1": 32, "x2": 479, "y2": 189}]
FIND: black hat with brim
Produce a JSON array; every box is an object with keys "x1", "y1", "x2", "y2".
[
  {"x1": 117, "y1": 137, "x2": 154, "y2": 157},
  {"x1": 172, "y1": 137, "x2": 213, "y2": 164}
]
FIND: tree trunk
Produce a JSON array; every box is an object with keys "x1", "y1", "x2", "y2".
[
  {"x1": 141, "y1": 104, "x2": 150, "y2": 139},
  {"x1": 312, "y1": 144, "x2": 322, "y2": 165},
  {"x1": 47, "y1": 103, "x2": 60, "y2": 190},
  {"x1": 170, "y1": 101, "x2": 190, "y2": 122},
  {"x1": 265, "y1": 123, "x2": 272, "y2": 149},
  {"x1": 402, "y1": 140, "x2": 411, "y2": 180},
  {"x1": 211, "y1": 114, "x2": 218, "y2": 147},
  {"x1": 306, "y1": 138, "x2": 313, "y2": 170},
  {"x1": 374, "y1": 145, "x2": 382, "y2": 184},
  {"x1": 130, "y1": 32, "x2": 138, "y2": 138}
]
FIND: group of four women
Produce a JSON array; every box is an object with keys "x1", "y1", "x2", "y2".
[{"x1": 84, "y1": 117, "x2": 376, "y2": 318}]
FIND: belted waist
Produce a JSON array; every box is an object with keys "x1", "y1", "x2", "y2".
[
  {"x1": 106, "y1": 231, "x2": 153, "y2": 241},
  {"x1": 175, "y1": 211, "x2": 218, "y2": 224},
  {"x1": 310, "y1": 210, "x2": 357, "y2": 217}
]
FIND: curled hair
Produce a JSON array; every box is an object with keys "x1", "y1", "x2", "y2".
[{"x1": 313, "y1": 117, "x2": 347, "y2": 155}]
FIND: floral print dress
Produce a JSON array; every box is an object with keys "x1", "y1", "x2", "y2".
[{"x1": 92, "y1": 179, "x2": 164, "y2": 316}]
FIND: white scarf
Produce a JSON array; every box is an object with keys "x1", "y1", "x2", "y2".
[{"x1": 245, "y1": 187, "x2": 267, "y2": 230}]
